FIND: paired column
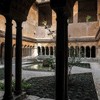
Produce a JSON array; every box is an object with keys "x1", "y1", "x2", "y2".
[
  {"x1": 3, "y1": 16, "x2": 13, "y2": 100},
  {"x1": 15, "y1": 21, "x2": 23, "y2": 95},
  {"x1": 55, "y1": 9, "x2": 68, "y2": 100}
]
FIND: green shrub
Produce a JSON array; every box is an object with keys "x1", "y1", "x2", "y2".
[
  {"x1": 0, "y1": 79, "x2": 32, "y2": 91},
  {"x1": 21, "y1": 79, "x2": 32, "y2": 90},
  {"x1": 43, "y1": 58, "x2": 54, "y2": 68},
  {"x1": 0, "y1": 82, "x2": 4, "y2": 90}
]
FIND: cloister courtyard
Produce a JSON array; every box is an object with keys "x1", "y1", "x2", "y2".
[{"x1": 0, "y1": 0, "x2": 100, "y2": 100}]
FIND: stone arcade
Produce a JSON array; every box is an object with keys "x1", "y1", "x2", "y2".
[{"x1": 0, "y1": 0, "x2": 100, "y2": 100}]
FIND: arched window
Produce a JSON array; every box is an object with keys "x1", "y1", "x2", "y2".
[
  {"x1": 46, "y1": 47, "x2": 49, "y2": 55},
  {"x1": 42, "y1": 46, "x2": 45, "y2": 55},
  {"x1": 78, "y1": 0, "x2": 97, "y2": 22},
  {"x1": 91, "y1": 46, "x2": 96, "y2": 58},
  {"x1": 86, "y1": 46, "x2": 90, "y2": 58},
  {"x1": 38, "y1": 46, "x2": 41, "y2": 55},
  {"x1": 80, "y1": 46, "x2": 84, "y2": 57},
  {"x1": 50, "y1": 47, "x2": 53, "y2": 55}
]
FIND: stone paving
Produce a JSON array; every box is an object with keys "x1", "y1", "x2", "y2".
[
  {"x1": 90, "y1": 63, "x2": 100, "y2": 100},
  {"x1": 22, "y1": 70, "x2": 55, "y2": 80},
  {"x1": 0, "y1": 62, "x2": 100, "y2": 100}
]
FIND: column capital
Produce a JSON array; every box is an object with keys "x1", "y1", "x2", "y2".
[
  {"x1": 15, "y1": 20, "x2": 23, "y2": 30},
  {"x1": 50, "y1": 0, "x2": 74, "y2": 8},
  {"x1": 53, "y1": 7, "x2": 71, "y2": 18},
  {"x1": 15, "y1": 20, "x2": 23, "y2": 24},
  {"x1": 5, "y1": 15, "x2": 13, "y2": 26}
]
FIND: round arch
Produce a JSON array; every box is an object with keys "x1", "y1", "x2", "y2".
[
  {"x1": 91, "y1": 46, "x2": 96, "y2": 58},
  {"x1": 42, "y1": 46, "x2": 45, "y2": 55},
  {"x1": 38, "y1": 46, "x2": 41, "y2": 55},
  {"x1": 80, "y1": 46, "x2": 84, "y2": 57},
  {"x1": 50, "y1": 46, "x2": 53, "y2": 55},
  {"x1": 86, "y1": 46, "x2": 90, "y2": 58},
  {"x1": 46, "y1": 46, "x2": 49, "y2": 55}
]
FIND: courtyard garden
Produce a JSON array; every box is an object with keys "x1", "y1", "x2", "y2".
[
  {"x1": 0, "y1": 59, "x2": 98, "y2": 100},
  {"x1": 24, "y1": 73, "x2": 98, "y2": 100},
  {"x1": 22, "y1": 59, "x2": 98, "y2": 100}
]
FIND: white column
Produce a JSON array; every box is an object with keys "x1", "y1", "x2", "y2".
[{"x1": 32, "y1": 45, "x2": 38, "y2": 57}]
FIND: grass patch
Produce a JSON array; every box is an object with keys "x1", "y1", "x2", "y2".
[
  {"x1": 68, "y1": 73, "x2": 98, "y2": 100},
  {"x1": 69, "y1": 63, "x2": 90, "y2": 68},
  {"x1": 25, "y1": 73, "x2": 98, "y2": 100}
]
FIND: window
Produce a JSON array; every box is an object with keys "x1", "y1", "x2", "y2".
[
  {"x1": 38, "y1": 3, "x2": 52, "y2": 26},
  {"x1": 78, "y1": 0, "x2": 97, "y2": 22}
]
